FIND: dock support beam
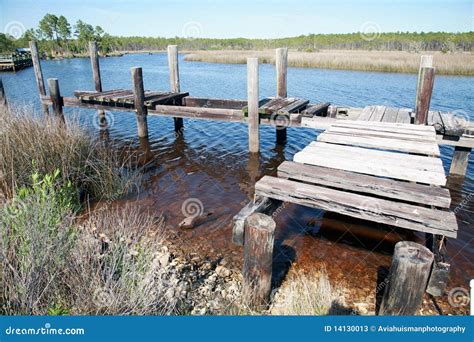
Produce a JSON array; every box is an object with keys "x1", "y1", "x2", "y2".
[
  {"x1": 243, "y1": 213, "x2": 276, "y2": 308},
  {"x1": 167, "y1": 45, "x2": 183, "y2": 132},
  {"x1": 379, "y1": 241, "x2": 433, "y2": 315},
  {"x1": 276, "y1": 48, "x2": 288, "y2": 143},
  {"x1": 29, "y1": 41, "x2": 50, "y2": 116},
  {"x1": 47, "y1": 78, "x2": 64, "y2": 119},
  {"x1": 449, "y1": 146, "x2": 471, "y2": 176},
  {"x1": 89, "y1": 41, "x2": 106, "y2": 127},
  {"x1": 247, "y1": 58, "x2": 260, "y2": 153},
  {"x1": 0, "y1": 78, "x2": 8, "y2": 110},
  {"x1": 131, "y1": 67, "x2": 149, "y2": 138},
  {"x1": 414, "y1": 56, "x2": 435, "y2": 125}
]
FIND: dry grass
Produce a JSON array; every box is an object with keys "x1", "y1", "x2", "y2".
[
  {"x1": 0, "y1": 105, "x2": 139, "y2": 201},
  {"x1": 184, "y1": 50, "x2": 474, "y2": 76},
  {"x1": 269, "y1": 268, "x2": 348, "y2": 315},
  {"x1": 66, "y1": 207, "x2": 175, "y2": 315}
]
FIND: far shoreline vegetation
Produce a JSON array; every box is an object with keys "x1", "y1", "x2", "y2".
[{"x1": 1, "y1": 13, "x2": 473, "y2": 75}]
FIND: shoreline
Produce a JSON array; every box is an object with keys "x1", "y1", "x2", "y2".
[{"x1": 183, "y1": 49, "x2": 474, "y2": 76}]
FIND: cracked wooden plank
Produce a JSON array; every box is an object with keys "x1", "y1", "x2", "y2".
[{"x1": 255, "y1": 176, "x2": 457, "y2": 238}]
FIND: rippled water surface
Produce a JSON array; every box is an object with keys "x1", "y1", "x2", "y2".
[{"x1": 2, "y1": 53, "x2": 473, "y2": 313}]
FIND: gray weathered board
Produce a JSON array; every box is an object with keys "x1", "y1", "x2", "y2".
[
  {"x1": 242, "y1": 97, "x2": 309, "y2": 117},
  {"x1": 74, "y1": 89, "x2": 189, "y2": 109},
  {"x1": 255, "y1": 176, "x2": 457, "y2": 238},
  {"x1": 359, "y1": 105, "x2": 468, "y2": 137},
  {"x1": 278, "y1": 161, "x2": 450, "y2": 208},
  {"x1": 317, "y1": 124, "x2": 441, "y2": 157},
  {"x1": 251, "y1": 120, "x2": 457, "y2": 238}
]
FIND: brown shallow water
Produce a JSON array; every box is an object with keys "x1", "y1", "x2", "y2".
[{"x1": 105, "y1": 124, "x2": 473, "y2": 316}]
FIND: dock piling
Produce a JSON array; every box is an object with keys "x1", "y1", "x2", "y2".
[
  {"x1": 0, "y1": 78, "x2": 8, "y2": 110},
  {"x1": 243, "y1": 213, "x2": 276, "y2": 308},
  {"x1": 0, "y1": 78, "x2": 8, "y2": 109},
  {"x1": 414, "y1": 55, "x2": 435, "y2": 125},
  {"x1": 131, "y1": 67, "x2": 149, "y2": 138},
  {"x1": 379, "y1": 241, "x2": 433, "y2": 315},
  {"x1": 89, "y1": 41, "x2": 106, "y2": 126},
  {"x1": 276, "y1": 48, "x2": 288, "y2": 143},
  {"x1": 29, "y1": 41, "x2": 50, "y2": 116},
  {"x1": 449, "y1": 146, "x2": 471, "y2": 176},
  {"x1": 167, "y1": 45, "x2": 184, "y2": 132},
  {"x1": 247, "y1": 57, "x2": 260, "y2": 153},
  {"x1": 47, "y1": 78, "x2": 64, "y2": 121}
]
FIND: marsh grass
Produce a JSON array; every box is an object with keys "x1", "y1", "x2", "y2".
[
  {"x1": 269, "y1": 268, "x2": 348, "y2": 315},
  {"x1": 184, "y1": 50, "x2": 474, "y2": 76},
  {"x1": 0, "y1": 105, "x2": 140, "y2": 201}
]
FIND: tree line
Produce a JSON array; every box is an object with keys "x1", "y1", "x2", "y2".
[
  {"x1": 1, "y1": 14, "x2": 112, "y2": 57},
  {"x1": 1, "y1": 14, "x2": 473, "y2": 56}
]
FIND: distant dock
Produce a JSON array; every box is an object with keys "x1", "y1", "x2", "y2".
[{"x1": 0, "y1": 50, "x2": 33, "y2": 72}]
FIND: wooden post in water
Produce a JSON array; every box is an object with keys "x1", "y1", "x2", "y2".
[
  {"x1": 275, "y1": 48, "x2": 288, "y2": 143},
  {"x1": 449, "y1": 146, "x2": 471, "y2": 176},
  {"x1": 29, "y1": 41, "x2": 50, "y2": 116},
  {"x1": 89, "y1": 41, "x2": 106, "y2": 126},
  {"x1": 414, "y1": 55, "x2": 435, "y2": 125},
  {"x1": 0, "y1": 78, "x2": 8, "y2": 110},
  {"x1": 131, "y1": 67, "x2": 149, "y2": 138},
  {"x1": 247, "y1": 57, "x2": 260, "y2": 153},
  {"x1": 379, "y1": 241, "x2": 433, "y2": 315},
  {"x1": 243, "y1": 213, "x2": 276, "y2": 308},
  {"x1": 47, "y1": 78, "x2": 65, "y2": 122},
  {"x1": 167, "y1": 45, "x2": 183, "y2": 132}
]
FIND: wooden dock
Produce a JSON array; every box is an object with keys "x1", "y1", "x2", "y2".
[
  {"x1": 0, "y1": 51, "x2": 33, "y2": 72},
  {"x1": 250, "y1": 121, "x2": 456, "y2": 238},
  {"x1": 234, "y1": 120, "x2": 459, "y2": 311}
]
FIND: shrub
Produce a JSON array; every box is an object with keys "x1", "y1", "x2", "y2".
[{"x1": 0, "y1": 170, "x2": 77, "y2": 315}]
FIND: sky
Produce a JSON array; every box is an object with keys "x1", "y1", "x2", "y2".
[{"x1": 0, "y1": 0, "x2": 473, "y2": 39}]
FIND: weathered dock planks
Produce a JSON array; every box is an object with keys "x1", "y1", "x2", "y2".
[
  {"x1": 246, "y1": 120, "x2": 457, "y2": 241},
  {"x1": 317, "y1": 129, "x2": 441, "y2": 156},
  {"x1": 255, "y1": 176, "x2": 457, "y2": 237},
  {"x1": 278, "y1": 161, "x2": 450, "y2": 208},
  {"x1": 74, "y1": 89, "x2": 189, "y2": 109},
  {"x1": 0, "y1": 51, "x2": 33, "y2": 71}
]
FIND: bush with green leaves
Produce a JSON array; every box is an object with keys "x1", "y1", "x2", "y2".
[{"x1": 0, "y1": 169, "x2": 77, "y2": 315}]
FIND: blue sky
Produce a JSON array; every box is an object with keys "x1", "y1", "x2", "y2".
[{"x1": 1, "y1": 0, "x2": 472, "y2": 38}]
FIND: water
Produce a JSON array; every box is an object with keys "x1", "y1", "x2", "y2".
[{"x1": 2, "y1": 53, "x2": 473, "y2": 314}]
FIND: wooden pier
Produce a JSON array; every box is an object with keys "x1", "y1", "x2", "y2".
[
  {"x1": 17, "y1": 40, "x2": 473, "y2": 312},
  {"x1": 24, "y1": 40, "x2": 473, "y2": 178},
  {"x1": 0, "y1": 50, "x2": 33, "y2": 72}
]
